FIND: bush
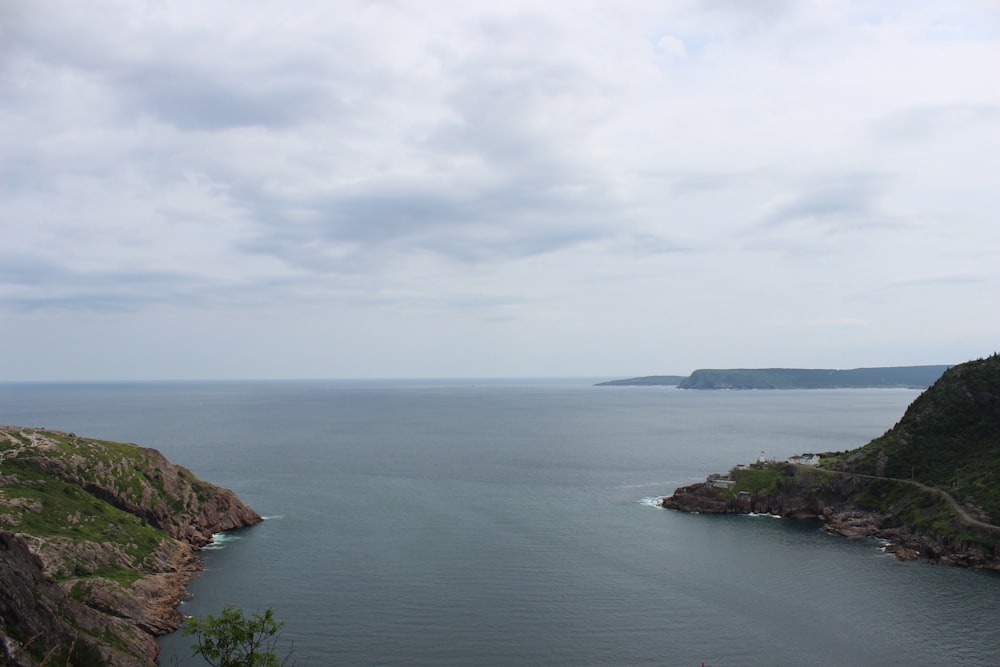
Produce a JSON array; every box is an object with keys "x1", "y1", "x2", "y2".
[{"x1": 181, "y1": 605, "x2": 294, "y2": 667}]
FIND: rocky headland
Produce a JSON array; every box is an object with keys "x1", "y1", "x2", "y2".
[
  {"x1": 661, "y1": 469, "x2": 955, "y2": 564},
  {"x1": 0, "y1": 426, "x2": 262, "y2": 666},
  {"x1": 660, "y1": 355, "x2": 1000, "y2": 569}
]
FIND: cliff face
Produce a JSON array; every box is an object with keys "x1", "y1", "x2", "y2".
[
  {"x1": 662, "y1": 468, "x2": 867, "y2": 519},
  {"x1": 0, "y1": 426, "x2": 263, "y2": 666},
  {"x1": 0, "y1": 530, "x2": 194, "y2": 666}
]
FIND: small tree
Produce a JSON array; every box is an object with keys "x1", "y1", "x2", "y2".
[{"x1": 182, "y1": 604, "x2": 293, "y2": 667}]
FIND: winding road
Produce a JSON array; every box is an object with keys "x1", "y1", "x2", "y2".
[{"x1": 806, "y1": 464, "x2": 1000, "y2": 533}]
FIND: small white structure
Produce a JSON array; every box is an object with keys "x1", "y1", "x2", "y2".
[
  {"x1": 706, "y1": 472, "x2": 736, "y2": 489},
  {"x1": 789, "y1": 453, "x2": 821, "y2": 467}
]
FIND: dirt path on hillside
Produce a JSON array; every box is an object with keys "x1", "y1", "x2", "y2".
[{"x1": 804, "y1": 465, "x2": 1000, "y2": 533}]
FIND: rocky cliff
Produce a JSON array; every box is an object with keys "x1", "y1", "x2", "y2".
[
  {"x1": 661, "y1": 469, "x2": 966, "y2": 563},
  {"x1": 661, "y1": 355, "x2": 1000, "y2": 569},
  {"x1": 0, "y1": 426, "x2": 263, "y2": 666}
]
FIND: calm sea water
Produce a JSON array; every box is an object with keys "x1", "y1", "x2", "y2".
[{"x1": 2, "y1": 380, "x2": 998, "y2": 666}]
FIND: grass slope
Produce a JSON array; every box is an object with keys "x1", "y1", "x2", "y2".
[
  {"x1": 0, "y1": 430, "x2": 177, "y2": 585},
  {"x1": 843, "y1": 354, "x2": 1000, "y2": 522}
]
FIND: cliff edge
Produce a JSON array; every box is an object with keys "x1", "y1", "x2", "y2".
[{"x1": 0, "y1": 426, "x2": 263, "y2": 666}]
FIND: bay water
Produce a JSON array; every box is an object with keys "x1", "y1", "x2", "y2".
[{"x1": 1, "y1": 380, "x2": 998, "y2": 666}]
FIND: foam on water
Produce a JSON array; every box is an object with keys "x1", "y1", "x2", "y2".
[
  {"x1": 203, "y1": 532, "x2": 242, "y2": 550},
  {"x1": 637, "y1": 496, "x2": 665, "y2": 507}
]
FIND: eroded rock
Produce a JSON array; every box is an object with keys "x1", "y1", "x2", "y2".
[{"x1": 0, "y1": 426, "x2": 263, "y2": 666}]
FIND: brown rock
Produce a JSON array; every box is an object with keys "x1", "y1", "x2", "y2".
[{"x1": 0, "y1": 426, "x2": 264, "y2": 666}]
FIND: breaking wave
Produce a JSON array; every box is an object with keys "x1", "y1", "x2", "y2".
[{"x1": 204, "y1": 532, "x2": 242, "y2": 550}]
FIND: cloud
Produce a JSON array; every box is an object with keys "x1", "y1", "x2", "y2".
[
  {"x1": 700, "y1": 0, "x2": 799, "y2": 32},
  {"x1": 797, "y1": 317, "x2": 872, "y2": 329},
  {"x1": 879, "y1": 271, "x2": 995, "y2": 291},
  {"x1": 231, "y1": 168, "x2": 620, "y2": 270},
  {"x1": 752, "y1": 173, "x2": 899, "y2": 234},
  {"x1": 1, "y1": 1, "x2": 999, "y2": 378},
  {"x1": 871, "y1": 104, "x2": 1000, "y2": 144},
  {"x1": 0, "y1": 255, "x2": 213, "y2": 313},
  {"x1": 656, "y1": 35, "x2": 688, "y2": 58},
  {"x1": 116, "y1": 64, "x2": 327, "y2": 131}
]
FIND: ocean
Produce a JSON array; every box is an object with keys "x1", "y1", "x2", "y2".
[{"x1": 1, "y1": 380, "x2": 998, "y2": 666}]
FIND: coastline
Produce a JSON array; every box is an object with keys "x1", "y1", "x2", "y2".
[
  {"x1": 660, "y1": 476, "x2": 1000, "y2": 570},
  {"x1": 0, "y1": 426, "x2": 262, "y2": 666}
]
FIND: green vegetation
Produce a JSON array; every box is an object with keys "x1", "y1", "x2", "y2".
[
  {"x1": 852, "y1": 475, "x2": 1000, "y2": 554},
  {"x1": 0, "y1": 426, "x2": 262, "y2": 666},
  {"x1": 845, "y1": 354, "x2": 1000, "y2": 523},
  {"x1": 729, "y1": 464, "x2": 836, "y2": 496},
  {"x1": 731, "y1": 466, "x2": 790, "y2": 494},
  {"x1": 677, "y1": 365, "x2": 949, "y2": 389},
  {"x1": 658, "y1": 356, "x2": 1000, "y2": 565},
  {"x1": 182, "y1": 605, "x2": 293, "y2": 667},
  {"x1": 732, "y1": 357, "x2": 1000, "y2": 558},
  {"x1": 19, "y1": 635, "x2": 106, "y2": 667},
  {"x1": 0, "y1": 427, "x2": 219, "y2": 530},
  {"x1": 0, "y1": 455, "x2": 164, "y2": 582}
]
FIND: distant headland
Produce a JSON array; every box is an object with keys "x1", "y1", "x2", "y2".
[
  {"x1": 596, "y1": 365, "x2": 951, "y2": 389},
  {"x1": 596, "y1": 375, "x2": 688, "y2": 386}
]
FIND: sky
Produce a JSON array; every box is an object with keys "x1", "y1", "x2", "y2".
[{"x1": 1, "y1": 0, "x2": 998, "y2": 381}]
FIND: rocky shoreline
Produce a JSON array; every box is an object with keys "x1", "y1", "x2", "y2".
[
  {"x1": 0, "y1": 427, "x2": 263, "y2": 666},
  {"x1": 661, "y1": 478, "x2": 1000, "y2": 570}
]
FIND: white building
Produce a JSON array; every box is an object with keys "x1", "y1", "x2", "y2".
[{"x1": 789, "y1": 453, "x2": 821, "y2": 467}]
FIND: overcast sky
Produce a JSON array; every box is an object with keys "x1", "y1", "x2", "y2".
[{"x1": 1, "y1": 1, "x2": 998, "y2": 381}]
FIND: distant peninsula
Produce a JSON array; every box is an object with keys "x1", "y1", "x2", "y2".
[
  {"x1": 660, "y1": 354, "x2": 1000, "y2": 569},
  {"x1": 596, "y1": 365, "x2": 950, "y2": 389},
  {"x1": 0, "y1": 427, "x2": 262, "y2": 666},
  {"x1": 595, "y1": 375, "x2": 687, "y2": 386}
]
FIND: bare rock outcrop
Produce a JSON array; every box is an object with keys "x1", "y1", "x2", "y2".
[
  {"x1": 19, "y1": 432, "x2": 261, "y2": 547},
  {"x1": 660, "y1": 475, "x2": 1000, "y2": 569},
  {"x1": 0, "y1": 426, "x2": 263, "y2": 666}
]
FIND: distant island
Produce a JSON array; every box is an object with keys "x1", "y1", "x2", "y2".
[
  {"x1": 596, "y1": 365, "x2": 950, "y2": 389},
  {"x1": 0, "y1": 428, "x2": 262, "y2": 666},
  {"x1": 660, "y1": 354, "x2": 1000, "y2": 569}
]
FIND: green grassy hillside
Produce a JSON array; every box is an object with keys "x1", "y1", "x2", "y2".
[{"x1": 842, "y1": 354, "x2": 1000, "y2": 522}]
